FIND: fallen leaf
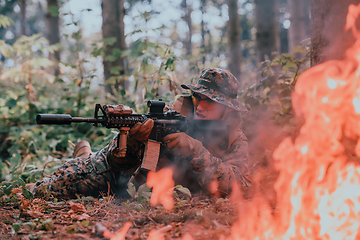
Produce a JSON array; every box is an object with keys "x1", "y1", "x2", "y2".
[
  {"x1": 20, "y1": 198, "x2": 31, "y2": 210},
  {"x1": 70, "y1": 213, "x2": 90, "y2": 221},
  {"x1": 69, "y1": 201, "x2": 87, "y2": 213},
  {"x1": 27, "y1": 210, "x2": 44, "y2": 218},
  {"x1": 37, "y1": 219, "x2": 54, "y2": 231},
  {"x1": 11, "y1": 188, "x2": 22, "y2": 194},
  {"x1": 81, "y1": 220, "x2": 90, "y2": 227}
]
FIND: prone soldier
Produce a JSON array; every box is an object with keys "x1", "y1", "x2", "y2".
[{"x1": 29, "y1": 68, "x2": 251, "y2": 198}]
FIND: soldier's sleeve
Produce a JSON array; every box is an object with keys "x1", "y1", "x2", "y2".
[
  {"x1": 106, "y1": 133, "x2": 144, "y2": 172},
  {"x1": 189, "y1": 130, "x2": 251, "y2": 196}
]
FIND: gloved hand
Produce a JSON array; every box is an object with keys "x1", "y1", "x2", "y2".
[
  {"x1": 162, "y1": 132, "x2": 203, "y2": 159},
  {"x1": 130, "y1": 119, "x2": 154, "y2": 142}
]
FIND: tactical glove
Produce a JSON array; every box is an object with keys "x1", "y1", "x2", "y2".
[
  {"x1": 162, "y1": 132, "x2": 203, "y2": 159},
  {"x1": 129, "y1": 118, "x2": 154, "y2": 142}
]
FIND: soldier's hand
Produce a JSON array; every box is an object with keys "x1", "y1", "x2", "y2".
[
  {"x1": 162, "y1": 132, "x2": 203, "y2": 158},
  {"x1": 130, "y1": 119, "x2": 154, "y2": 142}
]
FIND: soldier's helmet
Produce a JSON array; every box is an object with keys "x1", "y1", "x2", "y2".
[{"x1": 181, "y1": 68, "x2": 247, "y2": 112}]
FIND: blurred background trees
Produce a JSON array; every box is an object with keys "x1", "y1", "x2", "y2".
[
  {"x1": 0, "y1": 0, "x2": 314, "y2": 93},
  {"x1": 0, "y1": 0, "x2": 316, "y2": 183}
]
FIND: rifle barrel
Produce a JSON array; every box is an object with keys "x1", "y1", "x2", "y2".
[{"x1": 36, "y1": 114, "x2": 104, "y2": 125}]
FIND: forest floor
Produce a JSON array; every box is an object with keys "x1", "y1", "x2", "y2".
[{"x1": 0, "y1": 192, "x2": 240, "y2": 240}]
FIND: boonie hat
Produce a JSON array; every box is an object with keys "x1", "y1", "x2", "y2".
[{"x1": 181, "y1": 68, "x2": 247, "y2": 112}]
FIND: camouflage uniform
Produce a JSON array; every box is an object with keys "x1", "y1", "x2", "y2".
[
  {"x1": 33, "y1": 68, "x2": 251, "y2": 198},
  {"x1": 33, "y1": 135, "x2": 143, "y2": 198}
]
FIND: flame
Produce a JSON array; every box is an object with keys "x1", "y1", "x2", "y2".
[
  {"x1": 224, "y1": 3, "x2": 360, "y2": 239},
  {"x1": 147, "y1": 167, "x2": 175, "y2": 210},
  {"x1": 103, "y1": 222, "x2": 132, "y2": 240},
  {"x1": 104, "y1": 169, "x2": 175, "y2": 240},
  {"x1": 148, "y1": 229, "x2": 165, "y2": 240},
  {"x1": 182, "y1": 233, "x2": 195, "y2": 240},
  {"x1": 210, "y1": 180, "x2": 221, "y2": 198}
]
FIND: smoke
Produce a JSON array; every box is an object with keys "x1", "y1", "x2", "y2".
[{"x1": 242, "y1": 91, "x2": 303, "y2": 207}]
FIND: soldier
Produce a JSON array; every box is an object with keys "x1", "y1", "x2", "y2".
[{"x1": 29, "y1": 68, "x2": 251, "y2": 198}]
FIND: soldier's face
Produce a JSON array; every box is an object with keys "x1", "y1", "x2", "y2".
[{"x1": 192, "y1": 93, "x2": 227, "y2": 120}]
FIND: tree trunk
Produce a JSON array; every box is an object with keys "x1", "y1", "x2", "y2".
[
  {"x1": 304, "y1": 0, "x2": 311, "y2": 38},
  {"x1": 181, "y1": 0, "x2": 192, "y2": 56},
  {"x1": 254, "y1": 0, "x2": 280, "y2": 63},
  {"x1": 227, "y1": 0, "x2": 241, "y2": 82},
  {"x1": 46, "y1": 0, "x2": 61, "y2": 76},
  {"x1": 200, "y1": 0, "x2": 206, "y2": 64},
  {"x1": 101, "y1": 0, "x2": 128, "y2": 95},
  {"x1": 288, "y1": 0, "x2": 310, "y2": 57},
  {"x1": 311, "y1": 0, "x2": 360, "y2": 66},
  {"x1": 18, "y1": 0, "x2": 27, "y2": 36}
]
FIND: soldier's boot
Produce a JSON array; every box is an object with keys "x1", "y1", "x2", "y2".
[{"x1": 73, "y1": 140, "x2": 93, "y2": 159}]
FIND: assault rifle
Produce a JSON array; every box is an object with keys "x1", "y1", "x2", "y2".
[{"x1": 36, "y1": 99, "x2": 229, "y2": 185}]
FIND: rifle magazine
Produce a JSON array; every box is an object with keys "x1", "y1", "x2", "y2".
[{"x1": 141, "y1": 140, "x2": 161, "y2": 171}]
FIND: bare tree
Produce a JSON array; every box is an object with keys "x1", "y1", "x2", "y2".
[
  {"x1": 254, "y1": 0, "x2": 280, "y2": 63},
  {"x1": 227, "y1": 0, "x2": 241, "y2": 81},
  {"x1": 311, "y1": 0, "x2": 360, "y2": 66},
  {"x1": 288, "y1": 0, "x2": 310, "y2": 57},
  {"x1": 46, "y1": 0, "x2": 61, "y2": 76},
  {"x1": 101, "y1": 0, "x2": 128, "y2": 94}
]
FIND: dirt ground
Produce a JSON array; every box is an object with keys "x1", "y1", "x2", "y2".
[{"x1": 0, "y1": 193, "x2": 239, "y2": 240}]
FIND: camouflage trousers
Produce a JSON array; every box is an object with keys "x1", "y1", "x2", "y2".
[{"x1": 33, "y1": 148, "x2": 134, "y2": 198}]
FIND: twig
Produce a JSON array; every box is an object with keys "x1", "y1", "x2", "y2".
[
  {"x1": 146, "y1": 214, "x2": 157, "y2": 225},
  {"x1": 212, "y1": 220, "x2": 226, "y2": 228},
  {"x1": 156, "y1": 225, "x2": 172, "y2": 233},
  {"x1": 68, "y1": 140, "x2": 76, "y2": 147}
]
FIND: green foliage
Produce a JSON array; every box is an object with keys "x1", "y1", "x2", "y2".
[
  {"x1": 0, "y1": 17, "x2": 114, "y2": 184},
  {"x1": 12, "y1": 223, "x2": 21, "y2": 233},
  {"x1": 46, "y1": 6, "x2": 60, "y2": 17},
  {"x1": 126, "y1": 39, "x2": 180, "y2": 103},
  {"x1": 174, "y1": 185, "x2": 192, "y2": 199},
  {"x1": 0, "y1": 10, "x2": 185, "y2": 190},
  {"x1": 0, "y1": 178, "x2": 33, "y2": 204},
  {"x1": 241, "y1": 44, "x2": 310, "y2": 126},
  {"x1": 0, "y1": 14, "x2": 14, "y2": 29}
]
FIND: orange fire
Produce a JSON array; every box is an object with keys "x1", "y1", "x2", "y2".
[
  {"x1": 147, "y1": 167, "x2": 175, "y2": 211},
  {"x1": 103, "y1": 222, "x2": 132, "y2": 240},
  {"x1": 147, "y1": 229, "x2": 166, "y2": 240},
  {"x1": 224, "y1": 3, "x2": 360, "y2": 240}
]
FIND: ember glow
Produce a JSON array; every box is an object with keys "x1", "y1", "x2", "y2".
[
  {"x1": 146, "y1": 167, "x2": 175, "y2": 211},
  {"x1": 225, "y1": 3, "x2": 360, "y2": 240}
]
